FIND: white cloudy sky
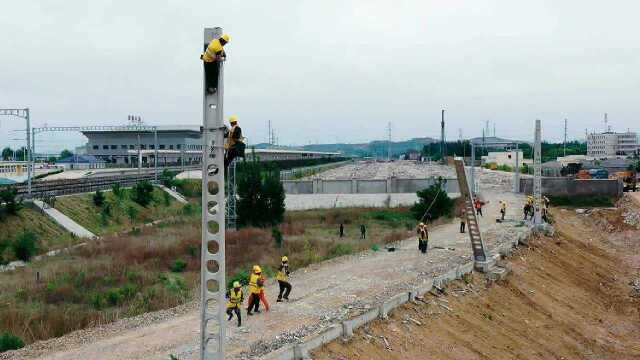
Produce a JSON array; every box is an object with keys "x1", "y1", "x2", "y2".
[{"x1": 1, "y1": 0, "x2": 639, "y2": 153}]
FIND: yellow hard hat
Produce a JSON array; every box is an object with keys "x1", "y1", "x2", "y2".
[
  {"x1": 419, "y1": 222, "x2": 424, "y2": 226},
  {"x1": 229, "y1": 115, "x2": 238, "y2": 124},
  {"x1": 221, "y1": 34, "x2": 230, "y2": 42},
  {"x1": 233, "y1": 281, "x2": 241, "y2": 288},
  {"x1": 253, "y1": 265, "x2": 261, "y2": 273},
  {"x1": 281, "y1": 256, "x2": 288, "y2": 262}
]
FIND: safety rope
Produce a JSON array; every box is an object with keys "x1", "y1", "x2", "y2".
[{"x1": 419, "y1": 183, "x2": 443, "y2": 222}]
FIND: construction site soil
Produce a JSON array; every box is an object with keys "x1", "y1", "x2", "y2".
[{"x1": 313, "y1": 205, "x2": 640, "y2": 360}]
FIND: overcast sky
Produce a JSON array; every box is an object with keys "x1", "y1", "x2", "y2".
[{"x1": 1, "y1": 1, "x2": 639, "y2": 153}]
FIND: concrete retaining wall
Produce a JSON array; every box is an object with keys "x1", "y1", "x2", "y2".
[
  {"x1": 283, "y1": 177, "x2": 459, "y2": 195},
  {"x1": 519, "y1": 178, "x2": 622, "y2": 198}
]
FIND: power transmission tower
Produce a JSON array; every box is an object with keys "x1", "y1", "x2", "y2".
[
  {"x1": 0, "y1": 108, "x2": 32, "y2": 195},
  {"x1": 200, "y1": 27, "x2": 226, "y2": 360},
  {"x1": 440, "y1": 110, "x2": 446, "y2": 164},
  {"x1": 226, "y1": 160, "x2": 237, "y2": 231}
]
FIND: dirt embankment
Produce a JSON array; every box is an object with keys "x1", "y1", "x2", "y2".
[{"x1": 313, "y1": 208, "x2": 640, "y2": 360}]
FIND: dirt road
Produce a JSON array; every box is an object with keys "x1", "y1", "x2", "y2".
[
  {"x1": 4, "y1": 190, "x2": 526, "y2": 360},
  {"x1": 314, "y1": 207, "x2": 640, "y2": 360}
]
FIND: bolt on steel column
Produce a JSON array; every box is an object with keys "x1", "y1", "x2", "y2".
[{"x1": 200, "y1": 27, "x2": 226, "y2": 360}]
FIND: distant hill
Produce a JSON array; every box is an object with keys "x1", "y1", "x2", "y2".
[
  {"x1": 252, "y1": 137, "x2": 439, "y2": 157},
  {"x1": 469, "y1": 136, "x2": 531, "y2": 145}
]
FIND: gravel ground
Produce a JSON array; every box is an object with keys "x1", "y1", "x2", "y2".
[{"x1": 3, "y1": 188, "x2": 528, "y2": 360}]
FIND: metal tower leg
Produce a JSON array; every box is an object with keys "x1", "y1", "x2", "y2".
[{"x1": 200, "y1": 27, "x2": 226, "y2": 360}]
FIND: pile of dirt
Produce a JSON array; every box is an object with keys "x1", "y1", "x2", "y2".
[{"x1": 313, "y1": 210, "x2": 640, "y2": 360}]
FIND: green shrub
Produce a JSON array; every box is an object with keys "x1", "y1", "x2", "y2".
[
  {"x1": 132, "y1": 181, "x2": 154, "y2": 207},
  {"x1": 120, "y1": 283, "x2": 138, "y2": 300},
  {"x1": 159, "y1": 273, "x2": 188, "y2": 298},
  {"x1": 126, "y1": 205, "x2": 139, "y2": 227},
  {"x1": 106, "y1": 288, "x2": 124, "y2": 306},
  {"x1": 371, "y1": 244, "x2": 380, "y2": 252},
  {"x1": 90, "y1": 293, "x2": 106, "y2": 310},
  {"x1": 272, "y1": 228, "x2": 283, "y2": 248},
  {"x1": 170, "y1": 259, "x2": 187, "y2": 273},
  {"x1": 326, "y1": 243, "x2": 353, "y2": 259},
  {"x1": 11, "y1": 231, "x2": 38, "y2": 262},
  {"x1": 227, "y1": 268, "x2": 250, "y2": 290},
  {"x1": 0, "y1": 332, "x2": 25, "y2": 352},
  {"x1": 411, "y1": 178, "x2": 454, "y2": 221},
  {"x1": 0, "y1": 188, "x2": 22, "y2": 215},
  {"x1": 182, "y1": 203, "x2": 195, "y2": 216},
  {"x1": 93, "y1": 190, "x2": 106, "y2": 207},
  {"x1": 162, "y1": 191, "x2": 171, "y2": 206},
  {"x1": 111, "y1": 183, "x2": 123, "y2": 198}
]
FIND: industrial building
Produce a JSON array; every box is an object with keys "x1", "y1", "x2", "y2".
[
  {"x1": 587, "y1": 131, "x2": 638, "y2": 158},
  {"x1": 78, "y1": 126, "x2": 341, "y2": 166},
  {"x1": 481, "y1": 150, "x2": 532, "y2": 168}
]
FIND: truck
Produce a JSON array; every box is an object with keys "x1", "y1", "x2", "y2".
[
  {"x1": 613, "y1": 171, "x2": 637, "y2": 192},
  {"x1": 588, "y1": 168, "x2": 609, "y2": 179}
]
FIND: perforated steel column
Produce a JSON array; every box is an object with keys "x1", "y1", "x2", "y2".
[
  {"x1": 200, "y1": 27, "x2": 226, "y2": 360},
  {"x1": 533, "y1": 119, "x2": 542, "y2": 224}
]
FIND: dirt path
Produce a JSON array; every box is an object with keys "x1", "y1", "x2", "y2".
[
  {"x1": 5, "y1": 191, "x2": 526, "y2": 360},
  {"x1": 313, "y1": 208, "x2": 640, "y2": 360}
]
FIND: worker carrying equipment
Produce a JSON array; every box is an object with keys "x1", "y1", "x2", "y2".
[
  {"x1": 276, "y1": 256, "x2": 292, "y2": 302},
  {"x1": 416, "y1": 223, "x2": 428, "y2": 254},
  {"x1": 224, "y1": 115, "x2": 245, "y2": 168},
  {"x1": 226, "y1": 281, "x2": 244, "y2": 327},
  {"x1": 201, "y1": 33, "x2": 230, "y2": 94},
  {"x1": 247, "y1": 265, "x2": 262, "y2": 315}
]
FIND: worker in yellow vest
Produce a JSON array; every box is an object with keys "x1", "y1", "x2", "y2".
[
  {"x1": 276, "y1": 256, "x2": 292, "y2": 302},
  {"x1": 201, "y1": 33, "x2": 230, "y2": 94},
  {"x1": 226, "y1": 281, "x2": 244, "y2": 327},
  {"x1": 224, "y1": 115, "x2": 245, "y2": 168},
  {"x1": 499, "y1": 200, "x2": 507, "y2": 221},
  {"x1": 247, "y1": 265, "x2": 263, "y2": 315}
]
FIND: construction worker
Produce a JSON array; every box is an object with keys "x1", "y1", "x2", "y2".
[
  {"x1": 276, "y1": 256, "x2": 292, "y2": 302},
  {"x1": 417, "y1": 222, "x2": 428, "y2": 254},
  {"x1": 460, "y1": 211, "x2": 466, "y2": 233},
  {"x1": 247, "y1": 265, "x2": 262, "y2": 316},
  {"x1": 525, "y1": 196, "x2": 535, "y2": 220},
  {"x1": 499, "y1": 200, "x2": 507, "y2": 221},
  {"x1": 224, "y1": 115, "x2": 245, "y2": 168},
  {"x1": 360, "y1": 224, "x2": 366, "y2": 239},
  {"x1": 201, "y1": 33, "x2": 230, "y2": 94},
  {"x1": 226, "y1": 281, "x2": 243, "y2": 327},
  {"x1": 474, "y1": 198, "x2": 485, "y2": 217},
  {"x1": 339, "y1": 223, "x2": 344, "y2": 238}
]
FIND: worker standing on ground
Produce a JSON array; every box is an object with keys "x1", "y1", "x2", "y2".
[
  {"x1": 417, "y1": 222, "x2": 428, "y2": 254},
  {"x1": 276, "y1": 256, "x2": 292, "y2": 302},
  {"x1": 360, "y1": 224, "x2": 366, "y2": 239},
  {"x1": 499, "y1": 200, "x2": 507, "y2": 221},
  {"x1": 226, "y1": 281, "x2": 243, "y2": 327},
  {"x1": 339, "y1": 223, "x2": 344, "y2": 238},
  {"x1": 224, "y1": 115, "x2": 245, "y2": 168},
  {"x1": 460, "y1": 211, "x2": 466, "y2": 233},
  {"x1": 474, "y1": 198, "x2": 485, "y2": 217},
  {"x1": 247, "y1": 265, "x2": 262, "y2": 316},
  {"x1": 201, "y1": 33, "x2": 230, "y2": 94}
]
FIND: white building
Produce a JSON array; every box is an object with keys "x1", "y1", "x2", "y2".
[
  {"x1": 587, "y1": 132, "x2": 638, "y2": 158},
  {"x1": 481, "y1": 150, "x2": 532, "y2": 168}
]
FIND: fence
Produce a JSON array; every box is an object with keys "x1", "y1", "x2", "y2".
[{"x1": 519, "y1": 178, "x2": 623, "y2": 197}]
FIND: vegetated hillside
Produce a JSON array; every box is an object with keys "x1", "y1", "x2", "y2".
[
  {"x1": 0, "y1": 206, "x2": 77, "y2": 255},
  {"x1": 313, "y1": 208, "x2": 640, "y2": 360},
  {"x1": 253, "y1": 137, "x2": 438, "y2": 157}
]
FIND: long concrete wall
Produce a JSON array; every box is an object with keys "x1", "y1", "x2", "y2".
[
  {"x1": 282, "y1": 177, "x2": 459, "y2": 195},
  {"x1": 519, "y1": 178, "x2": 623, "y2": 197}
]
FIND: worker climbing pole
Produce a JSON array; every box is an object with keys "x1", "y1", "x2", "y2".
[{"x1": 200, "y1": 27, "x2": 229, "y2": 360}]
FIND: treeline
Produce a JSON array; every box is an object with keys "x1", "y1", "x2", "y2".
[{"x1": 421, "y1": 140, "x2": 587, "y2": 163}]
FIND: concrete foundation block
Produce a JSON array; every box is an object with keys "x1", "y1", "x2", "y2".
[
  {"x1": 379, "y1": 292, "x2": 409, "y2": 319},
  {"x1": 474, "y1": 259, "x2": 496, "y2": 273},
  {"x1": 415, "y1": 278, "x2": 434, "y2": 297},
  {"x1": 294, "y1": 324, "x2": 343, "y2": 359},
  {"x1": 341, "y1": 307, "x2": 380, "y2": 338}
]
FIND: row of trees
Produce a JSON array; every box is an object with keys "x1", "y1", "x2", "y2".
[{"x1": 1, "y1": 147, "x2": 73, "y2": 162}]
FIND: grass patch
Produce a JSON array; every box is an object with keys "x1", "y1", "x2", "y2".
[
  {"x1": 54, "y1": 188, "x2": 197, "y2": 235},
  {"x1": 548, "y1": 195, "x2": 616, "y2": 208}
]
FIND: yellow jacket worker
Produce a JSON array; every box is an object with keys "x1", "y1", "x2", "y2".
[
  {"x1": 247, "y1": 265, "x2": 262, "y2": 315},
  {"x1": 201, "y1": 34, "x2": 230, "y2": 94},
  {"x1": 276, "y1": 256, "x2": 292, "y2": 302},
  {"x1": 226, "y1": 281, "x2": 243, "y2": 327}
]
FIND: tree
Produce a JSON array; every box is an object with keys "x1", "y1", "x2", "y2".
[
  {"x1": 11, "y1": 231, "x2": 38, "y2": 262},
  {"x1": 410, "y1": 178, "x2": 454, "y2": 221},
  {"x1": 160, "y1": 169, "x2": 176, "y2": 187},
  {"x1": 132, "y1": 181, "x2": 154, "y2": 207},
  {"x1": 60, "y1": 149, "x2": 73, "y2": 159},
  {"x1": 0, "y1": 332, "x2": 25, "y2": 352},
  {"x1": 126, "y1": 205, "x2": 139, "y2": 228},
  {"x1": 237, "y1": 160, "x2": 266, "y2": 227},
  {"x1": 1, "y1": 147, "x2": 12, "y2": 161},
  {"x1": 0, "y1": 188, "x2": 22, "y2": 215},
  {"x1": 262, "y1": 166, "x2": 285, "y2": 225},
  {"x1": 93, "y1": 190, "x2": 106, "y2": 207}
]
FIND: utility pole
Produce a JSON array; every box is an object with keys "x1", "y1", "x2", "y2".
[
  {"x1": 387, "y1": 122, "x2": 392, "y2": 161},
  {"x1": 0, "y1": 108, "x2": 32, "y2": 196},
  {"x1": 533, "y1": 119, "x2": 542, "y2": 225},
  {"x1": 200, "y1": 27, "x2": 226, "y2": 360},
  {"x1": 563, "y1": 118, "x2": 567, "y2": 157},
  {"x1": 440, "y1": 109, "x2": 446, "y2": 164},
  {"x1": 268, "y1": 120, "x2": 272, "y2": 145},
  {"x1": 137, "y1": 133, "x2": 142, "y2": 177},
  {"x1": 154, "y1": 127, "x2": 159, "y2": 183}
]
